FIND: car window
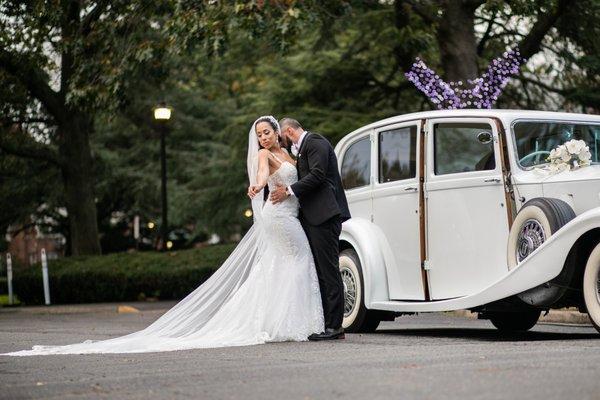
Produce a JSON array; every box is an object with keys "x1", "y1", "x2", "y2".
[
  {"x1": 341, "y1": 137, "x2": 371, "y2": 189},
  {"x1": 434, "y1": 123, "x2": 495, "y2": 175},
  {"x1": 513, "y1": 121, "x2": 600, "y2": 168},
  {"x1": 379, "y1": 125, "x2": 417, "y2": 183}
]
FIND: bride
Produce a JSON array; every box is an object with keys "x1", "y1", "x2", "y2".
[{"x1": 2, "y1": 116, "x2": 324, "y2": 355}]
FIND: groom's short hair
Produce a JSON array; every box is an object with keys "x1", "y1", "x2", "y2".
[{"x1": 279, "y1": 117, "x2": 302, "y2": 130}]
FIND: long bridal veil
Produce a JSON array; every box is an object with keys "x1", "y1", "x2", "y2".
[{"x1": 2, "y1": 116, "x2": 278, "y2": 356}]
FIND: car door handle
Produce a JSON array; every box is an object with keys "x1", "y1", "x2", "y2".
[
  {"x1": 404, "y1": 187, "x2": 418, "y2": 192},
  {"x1": 484, "y1": 178, "x2": 501, "y2": 183}
]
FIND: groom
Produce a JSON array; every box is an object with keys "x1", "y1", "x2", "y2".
[{"x1": 271, "y1": 118, "x2": 351, "y2": 340}]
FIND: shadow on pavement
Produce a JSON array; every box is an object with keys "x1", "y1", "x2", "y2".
[{"x1": 374, "y1": 328, "x2": 599, "y2": 342}]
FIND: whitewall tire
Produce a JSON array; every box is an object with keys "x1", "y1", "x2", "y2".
[
  {"x1": 583, "y1": 242, "x2": 600, "y2": 333},
  {"x1": 340, "y1": 249, "x2": 381, "y2": 333},
  {"x1": 507, "y1": 198, "x2": 575, "y2": 269}
]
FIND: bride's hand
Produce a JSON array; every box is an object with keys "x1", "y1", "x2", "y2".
[{"x1": 247, "y1": 185, "x2": 263, "y2": 199}]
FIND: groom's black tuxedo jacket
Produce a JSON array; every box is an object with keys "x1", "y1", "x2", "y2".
[{"x1": 291, "y1": 132, "x2": 351, "y2": 226}]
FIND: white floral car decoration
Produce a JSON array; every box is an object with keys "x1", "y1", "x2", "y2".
[{"x1": 547, "y1": 139, "x2": 592, "y2": 172}]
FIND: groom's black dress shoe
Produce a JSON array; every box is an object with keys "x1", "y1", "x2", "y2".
[{"x1": 308, "y1": 327, "x2": 345, "y2": 341}]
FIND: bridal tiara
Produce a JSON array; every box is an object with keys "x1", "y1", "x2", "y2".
[{"x1": 254, "y1": 115, "x2": 282, "y2": 137}]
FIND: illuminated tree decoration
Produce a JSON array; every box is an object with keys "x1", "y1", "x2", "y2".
[{"x1": 405, "y1": 48, "x2": 524, "y2": 109}]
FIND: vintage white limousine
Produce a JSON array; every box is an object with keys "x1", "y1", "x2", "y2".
[{"x1": 336, "y1": 109, "x2": 600, "y2": 333}]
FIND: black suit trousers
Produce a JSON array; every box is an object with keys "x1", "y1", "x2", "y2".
[{"x1": 300, "y1": 214, "x2": 344, "y2": 330}]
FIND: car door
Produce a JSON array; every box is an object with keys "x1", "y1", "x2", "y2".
[
  {"x1": 339, "y1": 132, "x2": 373, "y2": 220},
  {"x1": 425, "y1": 118, "x2": 510, "y2": 299},
  {"x1": 371, "y1": 121, "x2": 425, "y2": 300}
]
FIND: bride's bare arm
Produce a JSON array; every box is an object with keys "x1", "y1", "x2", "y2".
[
  {"x1": 248, "y1": 150, "x2": 270, "y2": 199},
  {"x1": 255, "y1": 149, "x2": 270, "y2": 189},
  {"x1": 247, "y1": 150, "x2": 271, "y2": 199}
]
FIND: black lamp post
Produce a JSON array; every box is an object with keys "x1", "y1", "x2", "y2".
[{"x1": 153, "y1": 102, "x2": 172, "y2": 251}]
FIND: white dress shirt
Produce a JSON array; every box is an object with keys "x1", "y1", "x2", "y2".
[{"x1": 287, "y1": 131, "x2": 308, "y2": 197}]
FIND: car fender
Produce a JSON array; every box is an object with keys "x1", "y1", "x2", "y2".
[
  {"x1": 505, "y1": 205, "x2": 600, "y2": 292},
  {"x1": 340, "y1": 218, "x2": 393, "y2": 308}
]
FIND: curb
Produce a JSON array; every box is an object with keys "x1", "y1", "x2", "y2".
[
  {"x1": 1, "y1": 302, "x2": 593, "y2": 326},
  {"x1": 0, "y1": 301, "x2": 176, "y2": 315},
  {"x1": 448, "y1": 309, "x2": 592, "y2": 326}
]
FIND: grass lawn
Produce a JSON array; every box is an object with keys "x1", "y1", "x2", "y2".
[{"x1": 0, "y1": 294, "x2": 20, "y2": 306}]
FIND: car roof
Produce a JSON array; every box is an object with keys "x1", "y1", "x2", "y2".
[{"x1": 336, "y1": 109, "x2": 600, "y2": 151}]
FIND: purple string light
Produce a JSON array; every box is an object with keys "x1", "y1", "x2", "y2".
[{"x1": 405, "y1": 48, "x2": 524, "y2": 109}]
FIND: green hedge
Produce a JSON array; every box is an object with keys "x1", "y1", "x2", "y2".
[
  {"x1": 0, "y1": 277, "x2": 6, "y2": 295},
  {"x1": 11, "y1": 245, "x2": 235, "y2": 305}
]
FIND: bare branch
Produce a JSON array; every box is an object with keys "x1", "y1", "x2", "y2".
[
  {"x1": 487, "y1": 30, "x2": 525, "y2": 40},
  {"x1": 477, "y1": 11, "x2": 497, "y2": 56},
  {"x1": 0, "y1": 125, "x2": 62, "y2": 166},
  {"x1": 519, "y1": 76, "x2": 567, "y2": 95},
  {"x1": 0, "y1": 49, "x2": 65, "y2": 123},
  {"x1": 80, "y1": 0, "x2": 111, "y2": 36},
  {"x1": 518, "y1": 0, "x2": 569, "y2": 60},
  {"x1": 520, "y1": 79, "x2": 535, "y2": 108}
]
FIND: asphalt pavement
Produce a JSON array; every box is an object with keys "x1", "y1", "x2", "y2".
[{"x1": 0, "y1": 303, "x2": 598, "y2": 400}]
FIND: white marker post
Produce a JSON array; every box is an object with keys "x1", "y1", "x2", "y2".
[
  {"x1": 134, "y1": 215, "x2": 140, "y2": 240},
  {"x1": 133, "y1": 215, "x2": 140, "y2": 250},
  {"x1": 41, "y1": 249, "x2": 51, "y2": 305},
  {"x1": 6, "y1": 254, "x2": 14, "y2": 305}
]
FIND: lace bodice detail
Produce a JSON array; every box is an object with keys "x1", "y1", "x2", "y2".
[
  {"x1": 264, "y1": 161, "x2": 299, "y2": 218},
  {"x1": 259, "y1": 160, "x2": 304, "y2": 260},
  {"x1": 267, "y1": 160, "x2": 297, "y2": 190}
]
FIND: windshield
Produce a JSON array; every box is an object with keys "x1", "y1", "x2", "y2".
[{"x1": 512, "y1": 121, "x2": 600, "y2": 168}]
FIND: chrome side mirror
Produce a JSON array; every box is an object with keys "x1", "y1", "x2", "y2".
[{"x1": 477, "y1": 131, "x2": 493, "y2": 144}]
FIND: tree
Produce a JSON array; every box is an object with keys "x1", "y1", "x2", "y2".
[
  {"x1": 171, "y1": 0, "x2": 600, "y2": 228},
  {"x1": 2, "y1": 1, "x2": 598, "y2": 253},
  {"x1": 395, "y1": 0, "x2": 600, "y2": 109},
  {"x1": 0, "y1": 1, "x2": 171, "y2": 255}
]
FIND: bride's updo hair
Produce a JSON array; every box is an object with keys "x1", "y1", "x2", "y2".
[
  {"x1": 254, "y1": 116, "x2": 282, "y2": 148},
  {"x1": 254, "y1": 116, "x2": 279, "y2": 135}
]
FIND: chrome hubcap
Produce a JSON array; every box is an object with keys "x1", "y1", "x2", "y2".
[
  {"x1": 340, "y1": 266, "x2": 357, "y2": 318},
  {"x1": 517, "y1": 219, "x2": 546, "y2": 263}
]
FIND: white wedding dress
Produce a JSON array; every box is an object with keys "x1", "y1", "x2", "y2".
[{"x1": 3, "y1": 158, "x2": 324, "y2": 356}]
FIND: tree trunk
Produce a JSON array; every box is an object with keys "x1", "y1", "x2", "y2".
[
  {"x1": 436, "y1": 1, "x2": 479, "y2": 82},
  {"x1": 58, "y1": 114, "x2": 101, "y2": 255},
  {"x1": 54, "y1": 1, "x2": 101, "y2": 256}
]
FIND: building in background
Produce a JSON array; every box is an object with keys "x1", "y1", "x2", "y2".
[{"x1": 5, "y1": 225, "x2": 65, "y2": 266}]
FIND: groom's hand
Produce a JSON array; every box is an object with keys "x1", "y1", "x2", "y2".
[{"x1": 269, "y1": 185, "x2": 288, "y2": 204}]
